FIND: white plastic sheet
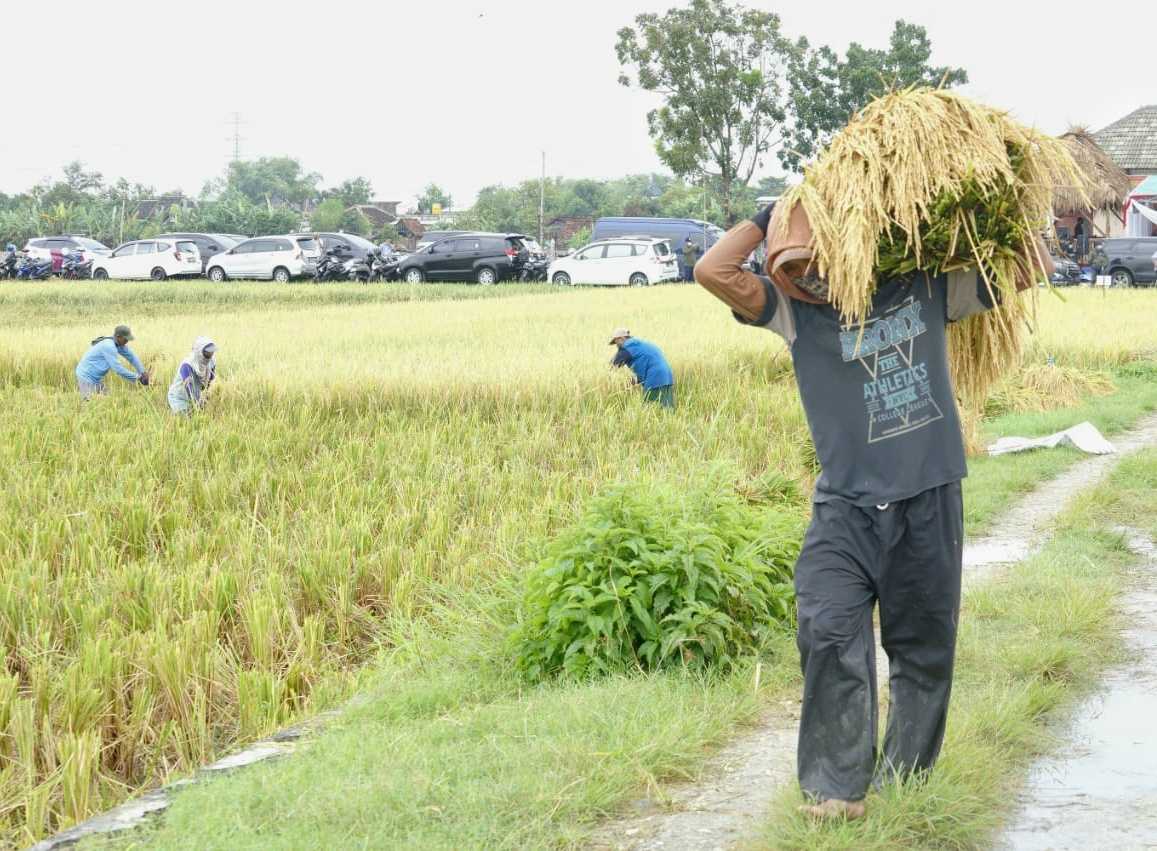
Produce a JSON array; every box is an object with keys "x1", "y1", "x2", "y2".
[
  {"x1": 1127, "y1": 200, "x2": 1157, "y2": 236},
  {"x1": 987, "y1": 421, "x2": 1116, "y2": 456}
]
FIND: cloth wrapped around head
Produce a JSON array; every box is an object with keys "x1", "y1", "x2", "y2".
[
  {"x1": 764, "y1": 203, "x2": 828, "y2": 305},
  {"x1": 183, "y1": 336, "x2": 217, "y2": 381}
]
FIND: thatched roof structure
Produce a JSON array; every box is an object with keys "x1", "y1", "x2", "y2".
[{"x1": 1055, "y1": 127, "x2": 1130, "y2": 215}]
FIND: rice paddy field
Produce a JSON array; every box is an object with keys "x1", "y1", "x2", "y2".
[{"x1": 0, "y1": 281, "x2": 1154, "y2": 847}]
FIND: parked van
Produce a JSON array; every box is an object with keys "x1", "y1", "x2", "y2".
[
  {"x1": 1099, "y1": 237, "x2": 1157, "y2": 287},
  {"x1": 92, "y1": 238, "x2": 202, "y2": 281},
  {"x1": 204, "y1": 236, "x2": 309, "y2": 282},
  {"x1": 591, "y1": 217, "x2": 724, "y2": 253},
  {"x1": 548, "y1": 237, "x2": 679, "y2": 286}
]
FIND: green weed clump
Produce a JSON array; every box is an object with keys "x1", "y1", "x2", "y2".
[{"x1": 513, "y1": 479, "x2": 803, "y2": 681}]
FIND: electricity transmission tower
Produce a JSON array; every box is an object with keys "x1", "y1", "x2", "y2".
[{"x1": 227, "y1": 113, "x2": 245, "y2": 164}]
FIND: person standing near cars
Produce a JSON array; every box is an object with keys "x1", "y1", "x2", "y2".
[
  {"x1": 609, "y1": 328, "x2": 675, "y2": 408},
  {"x1": 681, "y1": 237, "x2": 699, "y2": 282},
  {"x1": 75, "y1": 324, "x2": 149, "y2": 398}
]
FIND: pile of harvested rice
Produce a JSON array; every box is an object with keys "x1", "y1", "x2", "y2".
[
  {"x1": 776, "y1": 88, "x2": 1091, "y2": 407},
  {"x1": 984, "y1": 364, "x2": 1116, "y2": 417}
]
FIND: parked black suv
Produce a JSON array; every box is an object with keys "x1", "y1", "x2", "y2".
[
  {"x1": 1099, "y1": 237, "x2": 1157, "y2": 287},
  {"x1": 397, "y1": 233, "x2": 528, "y2": 284},
  {"x1": 415, "y1": 230, "x2": 469, "y2": 251},
  {"x1": 155, "y1": 233, "x2": 239, "y2": 273}
]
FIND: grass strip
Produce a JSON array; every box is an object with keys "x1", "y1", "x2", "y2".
[
  {"x1": 754, "y1": 451, "x2": 1157, "y2": 849},
  {"x1": 0, "y1": 280, "x2": 561, "y2": 327},
  {"x1": 91, "y1": 598, "x2": 800, "y2": 850}
]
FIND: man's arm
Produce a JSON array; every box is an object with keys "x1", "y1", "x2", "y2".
[
  {"x1": 118, "y1": 345, "x2": 145, "y2": 375},
  {"x1": 104, "y1": 343, "x2": 140, "y2": 381},
  {"x1": 948, "y1": 239, "x2": 1056, "y2": 322},
  {"x1": 610, "y1": 348, "x2": 633, "y2": 369},
  {"x1": 177, "y1": 363, "x2": 202, "y2": 403},
  {"x1": 694, "y1": 217, "x2": 776, "y2": 324}
]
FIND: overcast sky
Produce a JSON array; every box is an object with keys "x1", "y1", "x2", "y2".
[{"x1": 5, "y1": 0, "x2": 1152, "y2": 209}]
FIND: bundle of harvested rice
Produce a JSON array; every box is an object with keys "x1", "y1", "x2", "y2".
[
  {"x1": 984, "y1": 364, "x2": 1116, "y2": 417},
  {"x1": 776, "y1": 88, "x2": 1090, "y2": 406}
]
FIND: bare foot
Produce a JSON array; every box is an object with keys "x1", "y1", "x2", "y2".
[{"x1": 798, "y1": 798, "x2": 867, "y2": 821}]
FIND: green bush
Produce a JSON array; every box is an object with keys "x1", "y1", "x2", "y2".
[
  {"x1": 1116, "y1": 357, "x2": 1157, "y2": 380},
  {"x1": 513, "y1": 480, "x2": 803, "y2": 681}
]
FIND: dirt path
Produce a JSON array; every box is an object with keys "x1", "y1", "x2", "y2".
[
  {"x1": 964, "y1": 414, "x2": 1157, "y2": 581},
  {"x1": 590, "y1": 413, "x2": 1157, "y2": 851},
  {"x1": 998, "y1": 528, "x2": 1157, "y2": 850}
]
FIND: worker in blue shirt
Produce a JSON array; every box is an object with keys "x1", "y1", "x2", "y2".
[
  {"x1": 75, "y1": 324, "x2": 149, "y2": 398},
  {"x1": 609, "y1": 328, "x2": 675, "y2": 408}
]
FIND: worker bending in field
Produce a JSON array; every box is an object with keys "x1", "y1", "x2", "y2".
[
  {"x1": 696, "y1": 202, "x2": 1051, "y2": 821},
  {"x1": 608, "y1": 328, "x2": 675, "y2": 408},
  {"x1": 75, "y1": 324, "x2": 149, "y2": 398},
  {"x1": 168, "y1": 336, "x2": 217, "y2": 415}
]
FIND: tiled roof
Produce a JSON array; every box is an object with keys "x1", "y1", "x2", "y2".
[{"x1": 1093, "y1": 106, "x2": 1157, "y2": 171}]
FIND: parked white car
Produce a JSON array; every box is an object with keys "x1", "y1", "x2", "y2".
[
  {"x1": 92, "y1": 238, "x2": 202, "y2": 280},
  {"x1": 24, "y1": 236, "x2": 111, "y2": 264},
  {"x1": 204, "y1": 236, "x2": 309, "y2": 282},
  {"x1": 548, "y1": 237, "x2": 680, "y2": 286}
]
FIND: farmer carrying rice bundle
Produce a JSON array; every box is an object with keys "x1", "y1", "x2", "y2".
[{"x1": 696, "y1": 88, "x2": 1083, "y2": 821}]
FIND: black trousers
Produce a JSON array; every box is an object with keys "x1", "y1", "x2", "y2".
[{"x1": 794, "y1": 481, "x2": 963, "y2": 802}]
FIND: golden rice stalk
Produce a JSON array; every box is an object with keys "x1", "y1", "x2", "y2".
[
  {"x1": 777, "y1": 87, "x2": 1091, "y2": 406},
  {"x1": 986, "y1": 364, "x2": 1115, "y2": 416}
]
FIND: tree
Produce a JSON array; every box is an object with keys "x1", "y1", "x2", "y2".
[
  {"x1": 227, "y1": 157, "x2": 321, "y2": 207},
  {"x1": 785, "y1": 20, "x2": 967, "y2": 170},
  {"x1": 62, "y1": 161, "x2": 103, "y2": 194},
  {"x1": 568, "y1": 225, "x2": 592, "y2": 251},
  {"x1": 616, "y1": 0, "x2": 798, "y2": 224},
  {"x1": 328, "y1": 177, "x2": 373, "y2": 207},
  {"x1": 339, "y1": 207, "x2": 371, "y2": 236},
  {"x1": 309, "y1": 197, "x2": 346, "y2": 232},
  {"x1": 416, "y1": 183, "x2": 453, "y2": 214},
  {"x1": 99, "y1": 178, "x2": 156, "y2": 205}
]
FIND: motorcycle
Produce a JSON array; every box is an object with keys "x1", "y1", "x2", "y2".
[
  {"x1": 313, "y1": 247, "x2": 352, "y2": 282},
  {"x1": 60, "y1": 251, "x2": 93, "y2": 280},
  {"x1": 344, "y1": 254, "x2": 371, "y2": 283},
  {"x1": 15, "y1": 252, "x2": 53, "y2": 280},
  {"x1": 518, "y1": 253, "x2": 549, "y2": 282},
  {"x1": 0, "y1": 249, "x2": 18, "y2": 279},
  {"x1": 368, "y1": 248, "x2": 402, "y2": 282}
]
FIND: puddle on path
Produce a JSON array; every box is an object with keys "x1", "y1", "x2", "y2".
[{"x1": 999, "y1": 530, "x2": 1157, "y2": 850}]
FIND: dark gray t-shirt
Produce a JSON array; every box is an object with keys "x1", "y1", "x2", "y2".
[{"x1": 743, "y1": 270, "x2": 993, "y2": 506}]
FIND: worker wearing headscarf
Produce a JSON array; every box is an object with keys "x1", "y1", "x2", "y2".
[{"x1": 167, "y1": 336, "x2": 217, "y2": 415}]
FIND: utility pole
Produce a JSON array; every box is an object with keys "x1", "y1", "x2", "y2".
[
  {"x1": 702, "y1": 171, "x2": 708, "y2": 251},
  {"x1": 538, "y1": 150, "x2": 546, "y2": 246},
  {"x1": 229, "y1": 112, "x2": 244, "y2": 164}
]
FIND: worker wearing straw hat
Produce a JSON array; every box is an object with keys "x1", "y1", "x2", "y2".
[
  {"x1": 696, "y1": 200, "x2": 1050, "y2": 821},
  {"x1": 608, "y1": 328, "x2": 675, "y2": 408},
  {"x1": 75, "y1": 324, "x2": 150, "y2": 399}
]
